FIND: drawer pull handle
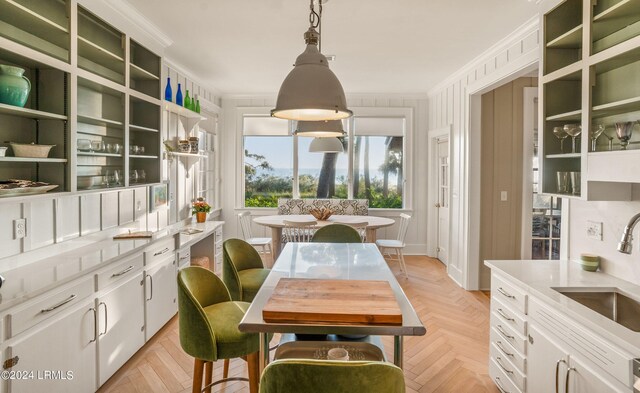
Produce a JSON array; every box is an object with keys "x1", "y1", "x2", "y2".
[
  {"x1": 496, "y1": 325, "x2": 514, "y2": 340},
  {"x1": 40, "y1": 294, "x2": 76, "y2": 313},
  {"x1": 153, "y1": 247, "x2": 170, "y2": 256},
  {"x1": 494, "y1": 376, "x2": 510, "y2": 393},
  {"x1": 497, "y1": 287, "x2": 515, "y2": 299},
  {"x1": 495, "y1": 356, "x2": 513, "y2": 375},
  {"x1": 495, "y1": 341, "x2": 514, "y2": 357},
  {"x1": 179, "y1": 255, "x2": 190, "y2": 261},
  {"x1": 111, "y1": 265, "x2": 134, "y2": 277},
  {"x1": 565, "y1": 367, "x2": 576, "y2": 393},
  {"x1": 89, "y1": 307, "x2": 97, "y2": 343},
  {"x1": 497, "y1": 308, "x2": 515, "y2": 322}
]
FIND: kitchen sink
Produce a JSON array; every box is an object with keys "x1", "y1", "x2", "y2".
[{"x1": 553, "y1": 287, "x2": 640, "y2": 332}]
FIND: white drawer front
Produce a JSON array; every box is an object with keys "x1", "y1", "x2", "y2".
[
  {"x1": 96, "y1": 254, "x2": 144, "y2": 290},
  {"x1": 490, "y1": 326, "x2": 525, "y2": 373},
  {"x1": 492, "y1": 313, "x2": 527, "y2": 355},
  {"x1": 177, "y1": 247, "x2": 191, "y2": 270},
  {"x1": 490, "y1": 357, "x2": 524, "y2": 393},
  {"x1": 8, "y1": 277, "x2": 93, "y2": 338},
  {"x1": 491, "y1": 341, "x2": 526, "y2": 391},
  {"x1": 492, "y1": 297, "x2": 527, "y2": 337},
  {"x1": 144, "y1": 238, "x2": 175, "y2": 266},
  {"x1": 492, "y1": 274, "x2": 527, "y2": 314}
]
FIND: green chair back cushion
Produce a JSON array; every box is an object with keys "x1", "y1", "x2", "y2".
[
  {"x1": 311, "y1": 224, "x2": 362, "y2": 243},
  {"x1": 223, "y1": 238, "x2": 266, "y2": 301},
  {"x1": 259, "y1": 359, "x2": 406, "y2": 393}
]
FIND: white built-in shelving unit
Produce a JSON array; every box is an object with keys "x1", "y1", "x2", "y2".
[{"x1": 540, "y1": 0, "x2": 640, "y2": 200}]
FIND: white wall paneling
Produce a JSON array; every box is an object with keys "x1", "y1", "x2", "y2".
[
  {"x1": 101, "y1": 192, "x2": 119, "y2": 230},
  {"x1": 119, "y1": 189, "x2": 135, "y2": 225},
  {"x1": 427, "y1": 15, "x2": 542, "y2": 289},
  {"x1": 56, "y1": 196, "x2": 81, "y2": 242}
]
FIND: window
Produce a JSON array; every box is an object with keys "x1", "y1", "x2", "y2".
[
  {"x1": 241, "y1": 112, "x2": 408, "y2": 209},
  {"x1": 243, "y1": 116, "x2": 293, "y2": 207},
  {"x1": 353, "y1": 117, "x2": 404, "y2": 208},
  {"x1": 297, "y1": 136, "x2": 349, "y2": 199}
]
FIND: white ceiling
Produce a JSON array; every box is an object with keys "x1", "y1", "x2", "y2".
[{"x1": 127, "y1": 0, "x2": 540, "y2": 95}]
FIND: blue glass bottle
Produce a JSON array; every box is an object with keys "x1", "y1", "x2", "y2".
[
  {"x1": 176, "y1": 83, "x2": 183, "y2": 106},
  {"x1": 164, "y1": 77, "x2": 172, "y2": 102}
]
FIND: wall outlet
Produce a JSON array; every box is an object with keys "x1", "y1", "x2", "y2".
[
  {"x1": 13, "y1": 219, "x2": 26, "y2": 239},
  {"x1": 500, "y1": 191, "x2": 508, "y2": 201},
  {"x1": 587, "y1": 220, "x2": 603, "y2": 241}
]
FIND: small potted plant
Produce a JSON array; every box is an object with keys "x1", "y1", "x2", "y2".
[{"x1": 192, "y1": 197, "x2": 211, "y2": 223}]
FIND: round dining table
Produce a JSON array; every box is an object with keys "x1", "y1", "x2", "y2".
[{"x1": 253, "y1": 214, "x2": 395, "y2": 259}]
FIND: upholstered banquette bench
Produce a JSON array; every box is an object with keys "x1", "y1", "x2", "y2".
[{"x1": 277, "y1": 198, "x2": 369, "y2": 216}]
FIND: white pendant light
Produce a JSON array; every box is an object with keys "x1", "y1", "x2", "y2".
[
  {"x1": 271, "y1": 0, "x2": 352, "y2": 121},
  {"x1": 295, "y1": 120, "x2": 345, "y2": 137},
  {"x1": 309, "y1": 137, "x2": 344, "y2": 153}
]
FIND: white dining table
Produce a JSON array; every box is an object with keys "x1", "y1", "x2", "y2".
[
  {"x1": 253, "y1": 214, "x2": 395, "y2": 259},
  {"x1": 238, "y1": 242, "x2": 426, "y2": 372}
]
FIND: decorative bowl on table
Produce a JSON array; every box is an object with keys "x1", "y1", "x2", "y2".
[
  {"x1": 310, "y1": 208, "x2": 333, "y2": 221},
  {"x1": 10, "y1": 142, "x2": 55, "y2": 158}
]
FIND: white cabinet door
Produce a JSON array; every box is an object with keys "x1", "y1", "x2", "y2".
[
  {"x1": 97, "y1": 273, "x2": 145, "y2": 386},
  {"x1": 145, "y1": 256, "x2": 177, "y2": 340},
  {"x1": 568, "y1": 354, "x2": 627, "y2": 393},
  {"x1": 527, "y1": 324, "x2": 569, "y2": 393},
  {"x1": 6, "y1": 298, "x2": 97, "y2": 393}
]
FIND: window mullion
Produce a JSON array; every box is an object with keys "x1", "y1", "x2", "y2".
[{"x1": 292, "y1": 121, "x2": 300, "y2": 199}]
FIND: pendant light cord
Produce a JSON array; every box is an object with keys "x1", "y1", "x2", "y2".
[{"x1": 309, "y1": 0, "x2": 323, "y2": 52}]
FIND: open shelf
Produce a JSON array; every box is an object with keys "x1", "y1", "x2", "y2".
[
  {"x1": 592, "y1": 96, "x2": 640, "y2": 119},
  {"x1": 129, "y1": 124, "x2": 158, "y2": 133},
  {"x1": 77, "y1": 151, "x2": 123, "y2": 158},
  {"x1": 0, "y1": 157, "x2": 67, "y2": 163},
  {"x1": 168, "y1": 152, "x2": 208, "y2": 158},
  {"x1": 545, "y1": 109, "x2": 582, "y2": 122},
  {"x1": 545, "y1": 153, "x2": 581, "y2": 159},
  {"x1": 0, "y1": 0, "x2": 68, "y2": 48},
  {"x1": 592, "y1": 0, "x2": 640, "y2": 53},
  {"x1": 163, "y1": 101, "x2": 206, "y2": 120},
  {"x1": 77, "y1": 114, "x2": 123, "y2": 128},
  {"x1": 0, "y1": 103, "x2": 67, "y2": 121},
  {"x1": 547, "y1": 25, "x2": 582, "y2": 49},
  {"x1": 130, "y1": 155, "x2": 158, "y2": 159},
  {"x1": 130, "y1": 63, "x2": 158, "y2": 81}
]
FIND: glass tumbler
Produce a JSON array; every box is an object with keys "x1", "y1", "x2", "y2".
[
  {"x1": 130, "y1": 170, "x2": 139, "y2": 184},
  {"x1": 556, "y1": 171, "x2": 570, "y2": 194},
  {"x1": 570, "y1": 171, "x2": 581, "y2": 195}
]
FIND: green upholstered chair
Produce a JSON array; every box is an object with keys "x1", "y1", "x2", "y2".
[
  {"x1": 259, "y1": 359, "x2": 406, "y2": 393},
  {"x1": 223, "y1": 238, "x2": 270, "y2": 302},
  {"x1": 177, "y1": 267, "x2": 260, "y2": 393},
  {"x1": 311, "y1": 223, "x2": 363, "y2": 243}
]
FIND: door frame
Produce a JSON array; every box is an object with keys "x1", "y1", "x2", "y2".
[
  {"x1": 427, "y1": 125, "x2": 451, "y2": 264},
  {"x1": 521, "y1": 87, "x2": 538, "y2": 259}
]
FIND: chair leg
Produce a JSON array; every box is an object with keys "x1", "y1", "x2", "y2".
[
  {"x1": 223, "y1": 358, "x2": 230, "y2": 379},
  {"x1": 246, "y1": 351, "x2": 260, "y2": 393},
  {"x1": 204, "y1": 361, "x2": 213, "y2": 393},
  {"x1": 398, "y1": 248, "x2": 408, "y2": 278},
  {"x1": 192, "y1": 358, "x2": 205, "y2": 393}
]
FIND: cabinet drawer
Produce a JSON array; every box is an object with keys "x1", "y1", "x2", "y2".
[
  {"x1": 492, "y1": 313, "x2": 527, "y2": 355},
  {"x1": 177, "y1": 247, "x2": 191, "y2": 270},
  {"x1": 144, "y1": 238, "x2": 175, "y2": 266},
  {"x1": 96, "y1": 254, "x2": 144, "y2": 291},
  {"x1": 490, "y1": 358, "x2": 524, "y2": 393},
  {"x1": 492, "y1": 297, "x2": 527, "y2": 336},
  {"x1": 8, "y1": 277, "x2": 93, "y2": 338},
  {"x1": 490, "y1": 326, "x2": 525, "y2": 373},
  {"x1": 492, "y1": 274, "x2": 527, "y2": 314},
  {"x1": 491, "y1": 342, "x2": 526, "y2": 391}
]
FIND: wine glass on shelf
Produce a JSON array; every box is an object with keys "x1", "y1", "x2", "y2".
[
  {"x1": 589, "y1": 124, "x2": 605, "y2": 152},
  {"x1": 138, "y1": 169, "x2": 146, "y2": 184},
  {"x1": 563, "y1": 124, "x2": 582, "y2": 153},
  {"x1": 553, "y1": 127, "x2": 569, "y2": 153},
  {"x1": 113, "y1": 170, "x2": 122, "y2": 186},
  {"x1": 130, "y1": 170, "x2": 139, "y2": 185},
  {"x1": 614, "y1": 122, "x2": 634, "y2": 150}
]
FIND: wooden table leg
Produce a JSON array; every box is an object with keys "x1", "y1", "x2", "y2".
[
  {"x1": 366, "y1": 228, "x2": 377, "y2": 243},
  {"x1": 271, "y1": 227, "x2": 282, "y2": 259}
]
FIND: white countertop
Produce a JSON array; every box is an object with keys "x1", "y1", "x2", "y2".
[
  {"x1": 0, "y1": 220, "x2": 223, "y2": 312},
  {"x1": 485, "y1": 259, "x2": 640, "y2": 355}
]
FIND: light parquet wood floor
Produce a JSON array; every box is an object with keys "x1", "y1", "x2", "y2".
[{"x1": 98, "y1": 256, "x2": 498, "y2": 393}]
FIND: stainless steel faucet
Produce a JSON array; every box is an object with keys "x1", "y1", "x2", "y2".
[{"x1": 618, "y1": 212, "x2": 640, "y2": 254}]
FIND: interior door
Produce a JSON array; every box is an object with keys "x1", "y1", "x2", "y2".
[{"x1": 436, "y1": 137, "x2": 449, "y2": 265}]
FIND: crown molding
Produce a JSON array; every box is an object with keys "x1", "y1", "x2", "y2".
[{"x1": 427, "y1": 14, "x2": 540, "y2": 96}]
